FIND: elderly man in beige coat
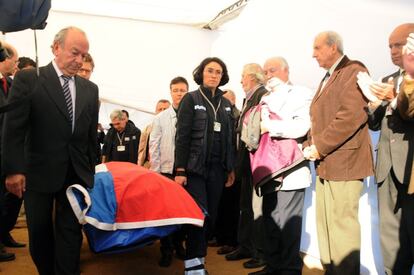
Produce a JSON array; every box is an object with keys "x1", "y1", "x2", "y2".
[{"x1": 304, "y1": 31, "x2": 374, "y2": 275}]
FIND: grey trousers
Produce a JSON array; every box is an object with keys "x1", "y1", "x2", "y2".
[
  {"x1": 378, "y1": 169, "x2": 414, "y2": 275},
  {"x1": 262, "y1": 188, "x2": 305, "y2": 274}
]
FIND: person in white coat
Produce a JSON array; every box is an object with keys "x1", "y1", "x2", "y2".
[
  {"x1": 149, "y1": 76, "x2": 188, "y2": 267},
  {"x1": 249, "y1": 57, "x2": 314, "y2": 275}
]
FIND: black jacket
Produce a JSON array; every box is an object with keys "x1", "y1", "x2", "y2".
[
  {"x1": 235, "y1": 85, "x2": 268, "y2": 175},
  {"x1": 2, "y1": 64, "x2": 99, "y2": 192},
  {"x1": 367, "y1": 71, "x2": 414, "y2": 184},
  {"x1": 102, "y1": 121, "x2": 141, "y2": 164},
  {"x1": 96, "y1": 130, "x2": 105, "y2": 164},
  {"x1": 0, "y1": 76, "x2": 11, "y2": 156},
  {"x1": 175, "y1": 86, "x2": 234, "y2": 177}
]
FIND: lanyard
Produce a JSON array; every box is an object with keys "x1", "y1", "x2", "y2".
[
  {"x1": 116, "y1": 132, "x2": 125, "y2": 145},
  {"x1": 198, "y1": 87, "x2": 221, "y2": 121}
]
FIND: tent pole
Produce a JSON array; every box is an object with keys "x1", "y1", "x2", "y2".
[{"x1": 34, "y1": 30, "x2": 39, "y2": 76}]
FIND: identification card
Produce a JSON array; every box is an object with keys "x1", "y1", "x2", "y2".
[
  {"x1": 385, "y1": 105, "x2": 394, "y2": 116},
  {"x1": 214, "y1": 121, "x2": 221, "y2": 132},
  {"x1": 117, "y1": 145, "x2": 126, "y2": 152}
]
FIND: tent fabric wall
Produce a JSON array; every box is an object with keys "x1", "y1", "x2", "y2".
[
  {"x1": 5, "y1": 9, "x2": 216, "y2": 129},
  {"x1": 98, "y1": 102, "x2": 154, "y2": 131}
]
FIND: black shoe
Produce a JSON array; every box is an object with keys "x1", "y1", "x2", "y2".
[
  {"x1": 158, "y1": 253, "x2": 172, "y2": 267},
  {"x1": 217, "y1": 245, "x2": 236, "y2": 255},
  {"x1": 225, "y1": 248, "x2": 251, "y2": 261},
  {"x1": 243, "y1": 258, "x2": 266, "y2": 269},
  {"x1": 3, "y1": 234, "x2": 26, "y2": 248},
  {"x1": 175, "y1": 245, "x2": 186, "y2": 260},
  {"x1": 207, "y1": 238, "x2": 219, "y2": 247},
  {"x1": 0, "y1": 251, "x2": 15, "y2": 262}
]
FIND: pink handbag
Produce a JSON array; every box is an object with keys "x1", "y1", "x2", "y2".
[{"x1": 249, "y1": 107, "x2": 304, "y2": 195}]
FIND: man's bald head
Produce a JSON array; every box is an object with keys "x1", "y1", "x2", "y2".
[
  {"x1": 0, "y1": 41, "x2": 18, "y2": 76},
  {"x1": 52, "y1": 26, "x2": 89, "y2": 76},
  {"x1": 389, "y1": 23, "x2": 414, "y2": 68}
]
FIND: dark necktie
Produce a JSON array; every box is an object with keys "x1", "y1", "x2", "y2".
[
  {"x1": 319, "y1": 71, "x2": 330, "y2": 94},
  {"x1": 1, "y1": 77, "x2": 8, "y2": 94},
  {"x1": 62, "y1": 75, "x2": 73, "y2": 122},
  {"x1": 322, "y1": 71, "x2": 330, "y2": 84}
]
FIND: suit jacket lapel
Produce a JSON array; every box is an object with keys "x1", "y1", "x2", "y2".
[
  {"x1": 382, "y1": 70, "x2": 400, "y2": 83},
  {"x1": 74, "y1": 76, "x2": 87, "y2": 123},
  {"x1": 41, "y1": 63, "x2": 71, "y2": 122},
  {"x1": 313, "y1": 56, "x2": 350, "y2": 103},
  {"x1": 312, "y1": 81, "x2": 324, "y2": 104}
]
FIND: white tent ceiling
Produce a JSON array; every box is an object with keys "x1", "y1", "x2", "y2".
[{"x1": 51, "y1": 0, "x2": 241, "y2": 27}]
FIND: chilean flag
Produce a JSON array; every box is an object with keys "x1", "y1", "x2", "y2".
[{"x1": 66, "y1": 162, "x2": 204, "y2": 253}]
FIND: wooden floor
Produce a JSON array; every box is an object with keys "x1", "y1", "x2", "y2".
[{"x1": 1, "y1": 222, "x2": 324, "y2": 275}]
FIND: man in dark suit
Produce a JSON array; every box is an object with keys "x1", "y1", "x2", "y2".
[
  {"x1": 0, "y1": 41, "x2": 22, "y2": 262},
  {"x1": 304, "y1": 31, "x2": 374, "y2": 274},
  {"x1": 367, "y1": 23, "x2": 414, "y2": 275},
  {"x1": 397, "y1": 38, "x2": 414, "y2": 195},
  {"x1": 398, "y1": 31, "x2": 414, "y2": 122},
  {"x1": 2, "y1": 27, "x2": 99, "y2": 275},
  {"x1": 225, "y1": 63, "x2": 267, "y2": 270}
]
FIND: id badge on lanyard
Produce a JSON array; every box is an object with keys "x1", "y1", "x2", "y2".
[
  {"x1": 116, "y1": 132, "x2": 126, "y2": 151},
  {"x1": 199, "y1": 87, "x2": 222, "y2": 133},
  {"x1": 214, "y1": 121, "x2": 221, "y2": 132}
]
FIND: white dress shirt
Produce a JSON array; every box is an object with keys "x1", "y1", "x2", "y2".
[{"x1": 260, "y1": 82, "x2": 315, "y2": 190}]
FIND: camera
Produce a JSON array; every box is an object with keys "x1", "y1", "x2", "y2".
[{"x1": 0, "y1": 41, "x2": 9, "y2": 62}]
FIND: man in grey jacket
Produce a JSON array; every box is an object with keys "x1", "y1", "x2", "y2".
[
  {"x1": 149, "y1": 76, "x2": 188, "y2": 267},
  {"x1": 367, "y1": 23, "x2": 414, "y2": 275}
]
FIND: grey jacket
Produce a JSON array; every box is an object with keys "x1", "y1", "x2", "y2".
[
  {"x1": 149, "y1": 106, "x2": 177, "y2": 174},
  {"x1": 367, "y1": 73, "x2": 414, "y2": 184}
]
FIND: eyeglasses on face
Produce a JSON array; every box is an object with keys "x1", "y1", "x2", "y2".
[{"x1": 205, "y1": 68, "x2": 223, "y2": 76}]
